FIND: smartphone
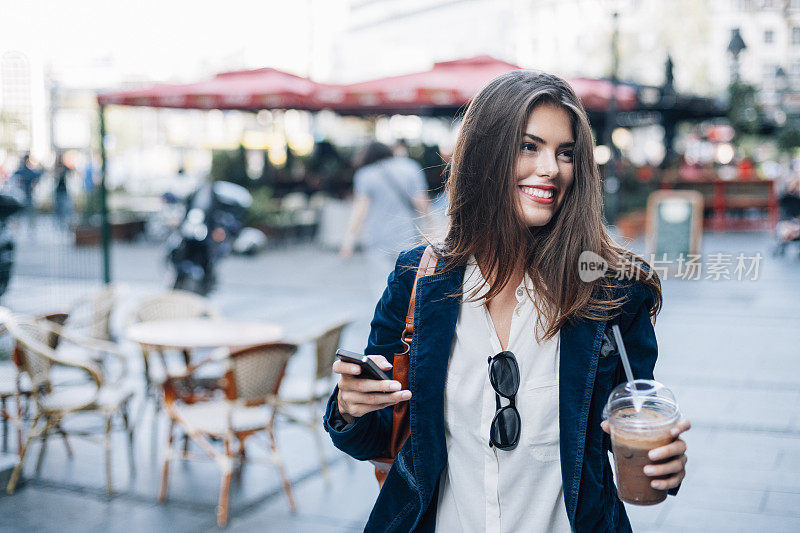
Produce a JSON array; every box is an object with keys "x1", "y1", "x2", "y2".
[{"x1": 336, "y1": 349, "x2": 391, "y2": 380}]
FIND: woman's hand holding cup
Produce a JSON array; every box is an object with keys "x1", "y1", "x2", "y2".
[
  {"x1": 333, "y1": 355, "x2": 412, "y2": 424},
  {"x1": 601, "y1": 417, "x2": 691, "y2": 492}
]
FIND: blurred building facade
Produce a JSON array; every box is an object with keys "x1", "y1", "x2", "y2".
[
  {"x1": 336, "y1": 0, "x2": 800, "y2": 101},
  {"x1": 4, "y1": 0, "x2": 800, "y2": 188}
]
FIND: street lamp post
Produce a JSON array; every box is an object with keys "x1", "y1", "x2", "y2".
[
  {"x1": 99, "y1": 105, "x2": 111, "y2": 284},
  {"x1": 775, "y1": 66, "x2": 788, "y2": 123},
  {"x1": 603, "y1": 9, "x2": 621, "y2": 226},
  {"x1": 727, "y1": 28, "x2": 747, "y2": 84}
]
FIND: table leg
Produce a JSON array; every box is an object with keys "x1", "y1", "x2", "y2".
[{"x1": 1, "y1": 396, "x2": 7, "y2": 452}]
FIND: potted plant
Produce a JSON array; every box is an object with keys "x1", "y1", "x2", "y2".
[{"x1": 73, "y1": 190, "x2": 103, "y2": 246}]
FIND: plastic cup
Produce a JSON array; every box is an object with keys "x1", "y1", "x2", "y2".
[{"x1": 603, "y1": 380, "x2": 680, "y2": 505}]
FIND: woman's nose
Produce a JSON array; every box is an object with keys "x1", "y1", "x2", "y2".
[{"x1": 535, "y1": 151, "x2": 558, "y2": 177}]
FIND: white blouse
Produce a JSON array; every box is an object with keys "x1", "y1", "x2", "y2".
[{"x1": 434, "y1": 260, "x2": 572, "y2": 533}]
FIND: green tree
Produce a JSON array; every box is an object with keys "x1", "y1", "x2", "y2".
[
  {"x1": 727, "y1": 82, "x2": 763, "y2": 137},
  {"x1": 209, "y1": 144, "x2": 251, "y2": 188},
  {"x1": 778, "y1": 122, "x2": 800, "y2": 152}
]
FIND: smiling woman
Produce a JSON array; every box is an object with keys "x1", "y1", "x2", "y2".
[
  {"x1": 444, "y1": 71, "x2": 661, "y2": 335},
  {"x1": 515, "y1": 105, "x2": 575, "y2": 226},
  {"x1": 324, "y1": 71, "x2": 690, "y2": 533}
]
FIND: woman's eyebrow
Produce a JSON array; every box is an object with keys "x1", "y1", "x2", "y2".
[{"x1": 523, "y1": 132, "x2": 575, "y2": 148}]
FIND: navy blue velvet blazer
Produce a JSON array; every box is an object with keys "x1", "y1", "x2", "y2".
[{"x1": 324, "y1": 246, "x2": 668, "y2": 532}]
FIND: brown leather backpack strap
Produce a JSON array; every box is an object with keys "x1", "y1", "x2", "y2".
[{"x1": 403, "y1": 246, "x2": 439, "y2": 344}]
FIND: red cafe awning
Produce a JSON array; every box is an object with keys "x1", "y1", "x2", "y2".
[
  {"x1": 568, "y1": 77, "x2": 638, "y2": 112},
  {"x1": 330, "y1": 56, "x2": 638, "y2": 114},
  {"x1": 97, "y1": 67, "x2": 336, "y2": 111},
  {"x1": 333, "y1": 56, "x2": 521, "y2": 112},
  {"x1": 96, "y1": 56, "x2": 638, "y2": 114}
]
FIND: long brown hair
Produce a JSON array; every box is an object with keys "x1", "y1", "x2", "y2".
[{"x1": 441, "y1": 70, "x2": 662, "y2": 339}]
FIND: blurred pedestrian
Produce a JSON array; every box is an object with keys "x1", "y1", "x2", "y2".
[
  {"x1": 10, "y1": 153, "x2": 42, "y2": 232},
  {"x1": 392, "y1": 138, "x2": 410, "y2": 157},
  {"x1": 83, "y1": 153, "x2": 97, "y2": 193},
  {"x1": 340, "y1": 141, "x2": 430, "y2": 296},
  {"x1": 53, "y1": 152, "x2": 72, "y2": 229},
  {"x1": 778, "y1": 161, "x2": 800, "y2": 219},
  {"x1": 326, "y1": 71, "x2": 690, "y2": 532},
  {"x1": 775, "y1": 161, "x2": 800, "y2": 253}
]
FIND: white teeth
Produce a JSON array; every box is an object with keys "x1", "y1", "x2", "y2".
[{"x1": 521, "y1": 186, "x2": 554, "y2": 199}]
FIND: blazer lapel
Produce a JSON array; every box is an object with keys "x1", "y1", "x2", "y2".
[
  {"x1": 559, "y1": 315, "x2": 607, "y2": 522},
  {"x1": 409, "y1": 267, "x2": 463, "y2": 505}
]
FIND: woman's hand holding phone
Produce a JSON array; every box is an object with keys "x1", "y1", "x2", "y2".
[{"x1": 332, "y1": 354, "x2": 412, "y2": 424}]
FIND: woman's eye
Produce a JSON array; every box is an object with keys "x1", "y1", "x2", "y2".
[
  {"x1": 521, "y1": 142, "x2": 537, "y2": 152},
  {"x1": 558, "y1": 150, "x2": 574, "y2": 162}
]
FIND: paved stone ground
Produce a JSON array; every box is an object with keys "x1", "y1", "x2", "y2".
[{"x1": 0, "y1": 217, "x2": 798, "y2": 532}]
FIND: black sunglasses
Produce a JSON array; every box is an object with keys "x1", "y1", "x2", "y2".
[{"x1": 487, "y1": 350, "x2": 521, "y2": 451}]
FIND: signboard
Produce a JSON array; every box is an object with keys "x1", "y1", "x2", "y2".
[{"x1": 645, "y1": 190, "x2": 704, "y2": 268}]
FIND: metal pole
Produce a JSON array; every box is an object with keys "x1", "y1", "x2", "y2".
[
  {"x1": 98, "y1": 104, "x2": 111, "y2": 284},
  {"x1": 604, "y1": 10, "x2": 620, "y2": 226},
  {"x1": 48, "y1": 76, "x2": 58, "y2": 154}
]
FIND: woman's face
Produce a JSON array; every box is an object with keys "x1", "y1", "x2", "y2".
[{"x1": 514, "y1": 104, "x2": 575, "y2": 227}]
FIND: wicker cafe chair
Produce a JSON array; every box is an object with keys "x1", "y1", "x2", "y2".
[
  {"x1": 61, "y1": 286, "x2": 117, "y2": 342},
  {"x1": 0, "y1": 308, "x2": 135, "y2": 494},
  {"x1": 0, "y1": 363, "x2": 30, "y2": 454},
  {"x1": 277, "y1": 320, "x2": 350, "y2": 480},
  {"x1": 0, "y1": 312, "x2": 69, "y2": 454},
  {"x1": 159, "y1": 342, "x2": 298, "y2": 526},
  {"x1": 129, "y1": 290, "x2": 223, "y2": 399}
]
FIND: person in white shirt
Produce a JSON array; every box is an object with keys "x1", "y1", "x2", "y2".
[
  {"x1": 327, "y1": 71, "x2": 691, "y2": 532},
  {"x1": 340, "y1": 142, "x2": 431, "y2": 298}
]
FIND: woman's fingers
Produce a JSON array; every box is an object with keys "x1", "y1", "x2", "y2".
[
  {"x1": 648, "y1": 438, "x2": 687, "y2": 461},
  {"x1": 339, "y1": 390, "x2": 412, "y2": 418},
  {"x1": 670, "y1": 418, "x2": 692, "y2": 437},
  {"x1": 332, "y1": 360, "x2": 362, "y2": 376},
  {"x1": 345, "y1": 377, "x2": 403, "y2": 394},
  {"x1": 340, "y1": 390, "x2": 411, "y2": 407},
  {"x1": 366, "y1": 354, "x2": 392, "y2": 371},
  {"x1": 332, "y1": 354, "x2": 393, "y2": 376},
  {"x1": 603, "y1": 419, "x2": 691, "y2": 439},
  {"x1": 644, "y1": 455, "x2": 687, "y2": 477},
  {"x1": 650, "y1": 469, "x2": 686, "y2": 490},
  {"x1": 333, "y1": 353, "x2": 401, "y2": 419}
]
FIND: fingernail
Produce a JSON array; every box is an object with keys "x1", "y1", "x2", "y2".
[
  {"x1": 651, "y1": 481, "x2": 662, "y2": 489},
  {"x1": 401, "y1": 391, "x2": 412, "y2": 400},
  {"x1": 671, "y1": 427, "x2": 679, "y2": 436},
  {"x1": 389, "y1": 382, "x2": 401, "y2": 391},
  {"x1": 648, "y1": 450, "x2": 660, "y2": 460},
  {"x1": 643, "y1": 466, "x2": 655, "y2": 475}
]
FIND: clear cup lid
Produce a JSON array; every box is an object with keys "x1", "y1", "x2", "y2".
[{"x1": 602, "y1": 379, "x2": 680, "y2": 428}]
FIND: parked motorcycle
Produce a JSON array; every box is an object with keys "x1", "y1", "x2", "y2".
[{"x1": 166, "y1": 181, "x2": 252, "y2": 295}]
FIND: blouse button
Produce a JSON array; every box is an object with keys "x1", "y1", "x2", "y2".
[{"x1": 516, "y1": 287, "x2": 524, "y2": 297}]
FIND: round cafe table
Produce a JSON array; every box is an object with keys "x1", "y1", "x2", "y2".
[
  {"x1": 126, "y1": 318, "x2": 284, "y2": 352},
  {"x1": 126, "y1": 318, "x2": 286, "y2": 435}
]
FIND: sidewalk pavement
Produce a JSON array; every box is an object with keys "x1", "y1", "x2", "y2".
[{"x1": 0, "y1": 224, "x2": 798, "y2": 532}]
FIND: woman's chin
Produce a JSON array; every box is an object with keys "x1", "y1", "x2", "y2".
[{"x1": 523, "y1": 211, "x2": 554, "y2": 227}]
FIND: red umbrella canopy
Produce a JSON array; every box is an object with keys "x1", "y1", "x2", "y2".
[
  {"x1": 334, "y1": 55, "x2": 519, "y2": 112},
  {"x1": 97, "y1": 67, "x2": 330, "y2": 111},
  {"x1": 331, "y1": 55, "x2": 637, "y2": 114},
  {"x1": 96, "y1": 56, "x2": 638, "y2": 114},
  {"x1": 569, "y1": 77, "x2": 638, "y2": 112}
]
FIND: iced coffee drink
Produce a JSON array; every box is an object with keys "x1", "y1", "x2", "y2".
[{"x1": 603, "y1": 380, "x2": 680, "y2": 505}]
